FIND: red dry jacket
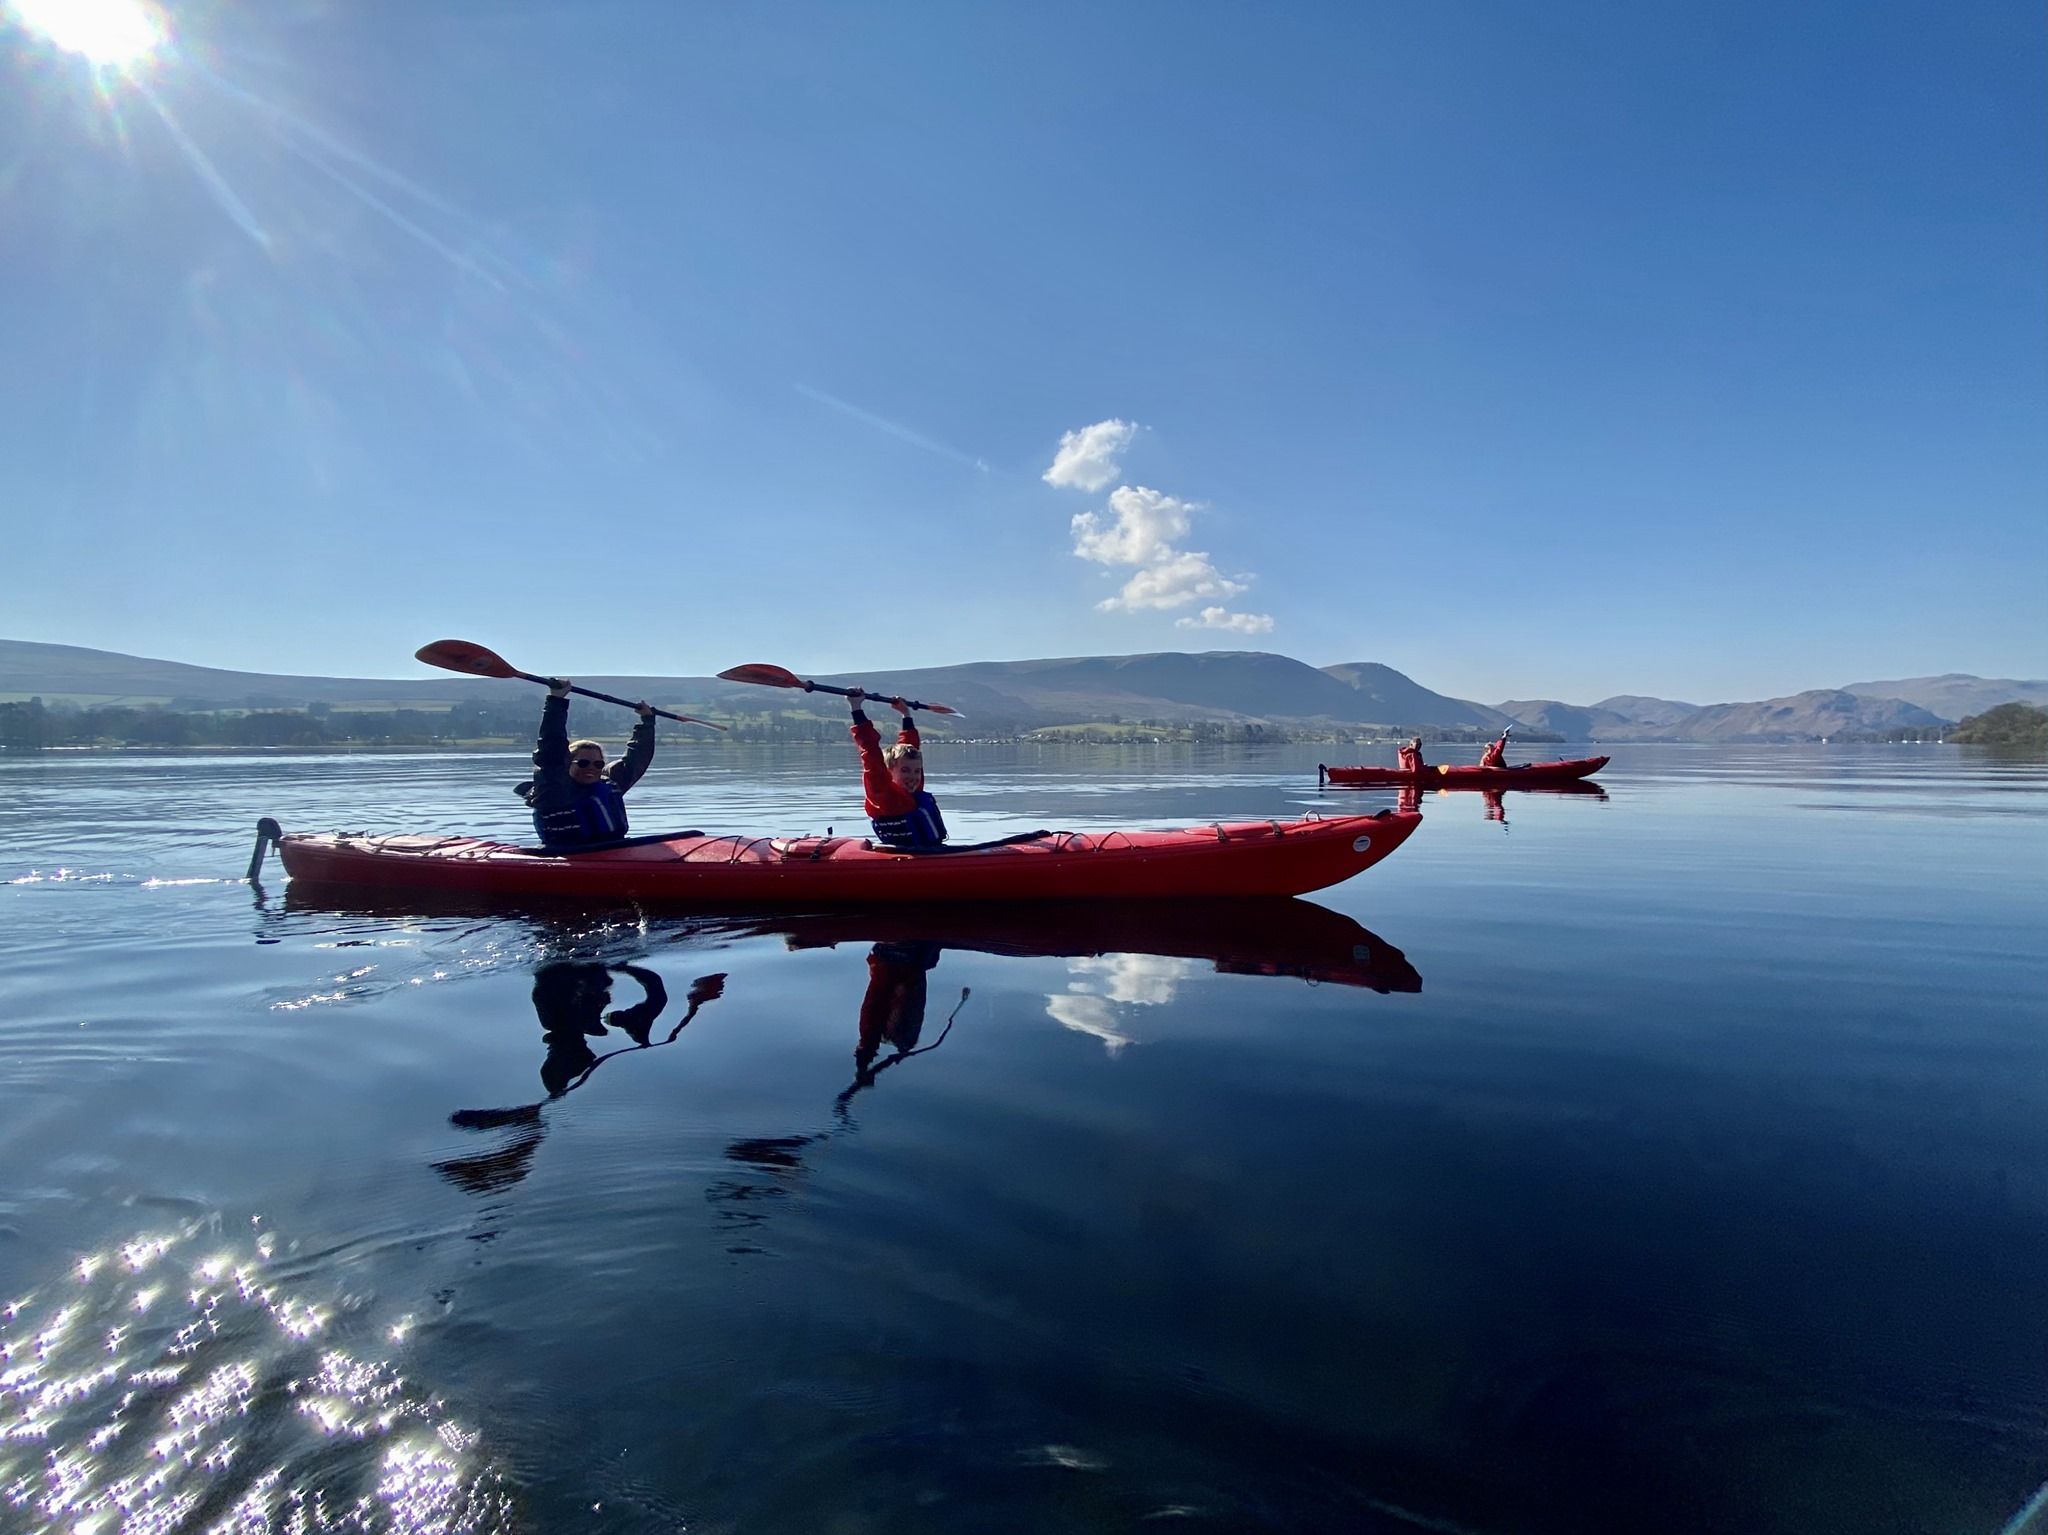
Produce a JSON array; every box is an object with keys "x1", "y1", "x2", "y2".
[{"x1": 851, "y1": 712, "x2": 921, "y2": 819}]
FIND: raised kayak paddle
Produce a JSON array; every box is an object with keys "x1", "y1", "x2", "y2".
[
  {"x1": 415, "y1": 640, "x2": 727, "y2": 730},
  {"x1": 715, "y1": 662, "x2": 963, "y2": 717}
]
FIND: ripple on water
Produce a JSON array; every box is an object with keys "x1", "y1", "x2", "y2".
[{"x1": 0, "y1": 1223, "x2": 517, "y2": 1534}]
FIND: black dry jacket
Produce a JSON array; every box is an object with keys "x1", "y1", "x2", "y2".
[{"x1": 521, "y1": 695, "x2": 655, "y2": 847}]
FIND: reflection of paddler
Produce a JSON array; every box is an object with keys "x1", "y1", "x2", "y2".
[
  {"x1": 533, "y1": 960, "x2": 669, "y2": 1098},
  {"x1": 438, "y1": 964, "x2": 722, "y2": 1197},
  {"x1": 855, "y1": 941, "x2": 943, "y2": 1078}
]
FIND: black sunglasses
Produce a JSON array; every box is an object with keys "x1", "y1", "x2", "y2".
[{"x1": 571, "y1": 757, "x2": 606, "y2": 768}]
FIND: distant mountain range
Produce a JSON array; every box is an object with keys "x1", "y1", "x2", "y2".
[
  {"x1": 1, "y1": 639, "x2": 2039, "y2": 741},
  {"x1": 1494, "y1": 688, "x2": 1955, "y2": 741},
  {"x1": 1843, "y1": 674, "x2": 2048, "y2": 718}
]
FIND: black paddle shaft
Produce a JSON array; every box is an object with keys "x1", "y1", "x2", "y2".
[
  {"x1": 802, "y1": 678, "x2": 946, "y2": 714},
  {"x1": 520, "y1": 671, "x2": 707, "y2": 728}
]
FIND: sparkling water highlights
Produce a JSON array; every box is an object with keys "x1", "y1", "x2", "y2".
[{"x1": 0, "y1": 1226, "x2": 513, "y2": 1534}]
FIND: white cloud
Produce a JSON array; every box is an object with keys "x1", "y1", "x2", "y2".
[
  {"x1": 1070, "y1": 485, "x2": 1195, "y2": 567},
  {"x1": 1048, "y1": 416, "x2": 1277, "y2": 635},
  {"x1": 1101, "y1": 551, "x2": 1247, "y2": 612},
  {"x1": 1176, "y1": 606, "x2": 1275, "y2": 635},
  {"x1": 1043, "y1": 419, "x2": 1137, "y2": 492}
]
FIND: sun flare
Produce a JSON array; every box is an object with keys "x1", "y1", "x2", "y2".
[{"x1": 8, "y1": 0, "x2": 167, "y2": 69}]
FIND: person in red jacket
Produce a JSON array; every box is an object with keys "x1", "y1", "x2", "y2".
[
  {"x1": 1479, "y1": 725, "x2": 1513, "y2": 770},
  {"x1": 847, "y1": 689, "x2": 949, "y2": 849},
  {"x1": 1397, "y1": 736, "x2": 1427, "y2": 776}
]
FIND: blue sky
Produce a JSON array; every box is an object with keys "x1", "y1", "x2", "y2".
[{"x1": 2, "y1": 0, "x2": 2041, "y2": 705}]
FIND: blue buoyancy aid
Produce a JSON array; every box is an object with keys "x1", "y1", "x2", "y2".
[
  {"x1": 531, "y1": 780, "x2": 631, "y2": 846},
  {"x1": 870, "y1": 791, "x2": 948, "y2": 850}
]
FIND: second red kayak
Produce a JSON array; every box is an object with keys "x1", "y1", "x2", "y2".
[{"x1": 1319, "y1": 755, "x2": 1609, "y2": 788}]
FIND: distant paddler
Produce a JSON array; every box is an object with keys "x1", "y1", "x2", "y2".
[{"x1": 1479, "y1": 724, "x2": 1513, "y2": 770}]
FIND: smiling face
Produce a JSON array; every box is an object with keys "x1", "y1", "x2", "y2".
[
  {"x1": 568, "y1": 742, "x2": 607, "y2": 784},
  {"x1": 886, "y1": 746, "x2": 924, "y2": 794}
]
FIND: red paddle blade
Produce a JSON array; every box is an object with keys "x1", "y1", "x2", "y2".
[
  {"x1": 717, "y1": 663, "x2": 807, "y2": 689},
  {"x1": 416, "y1": 640, "x2": 518, "y2": 679}
]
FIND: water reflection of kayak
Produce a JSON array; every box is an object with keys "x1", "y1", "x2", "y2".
[
  {"x1": 266, "y1": 811, "x2": 1421, "y2": 904},
  {"x1": 707, "y1": 899, "x2": 1422, "y2": 994},
  {"x1": 276, "y1": 889, "x2": 1421, "y2": 995},
  {"x1": 1320, "y1": 755, "x2": 1609, "y2": 788}
]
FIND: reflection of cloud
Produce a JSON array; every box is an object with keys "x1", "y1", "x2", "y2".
[
  {"x1": 1047, "y1": 954, "x2": 1205, "y2": 1053},
  {"x1": 1046, "y1": 993, "x2": 1136, "y2": 1055},
  {"x1": 1072, "y1": 953, "x2": 1204, "y2": 1004}
]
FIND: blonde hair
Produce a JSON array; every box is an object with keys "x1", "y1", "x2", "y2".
[
  {"x1": 568, "y1": 739, "x2": 605, "y2": 758},
  {"x1": 883, "y1": 743, "x2": 922, "y2": 766}
]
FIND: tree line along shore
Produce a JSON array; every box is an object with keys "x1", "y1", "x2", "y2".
[
  {"x1": 0, "y1": 696, "x2": 1563, "y2": 753},
  {"x1": 1949, "y1": 703, "x2": 2048, "y2": 748},
  {"x1": 7, "y1": 695, "x2": 2040, "y2": 754}
]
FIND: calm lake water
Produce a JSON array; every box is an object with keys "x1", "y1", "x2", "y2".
[{"x1": 3, "y1": 742, "x2": 2046, "y2": 1534}]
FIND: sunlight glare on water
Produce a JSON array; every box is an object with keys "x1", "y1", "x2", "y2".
[{"x1": 0, "y1": 1223, "x2": 514, "y2": 1534}]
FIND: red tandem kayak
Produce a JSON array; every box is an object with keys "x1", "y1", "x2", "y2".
[
  {"x1": 1319, "y1": 755, "x2": 1609, "y2": 788},
  {"x1": 273, "y1": 811, "x2": 1421, "y2": 903}
]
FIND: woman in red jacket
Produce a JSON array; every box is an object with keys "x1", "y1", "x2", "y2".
[
  {"x1": 1479, "y1": 725, "x2": 1513, "y2": 770},
  {"x1": 846, "y1": 689, "x2": 949, "y2": 849}
]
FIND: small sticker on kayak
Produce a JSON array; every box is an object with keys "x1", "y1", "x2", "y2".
[{"x1": 1352, "y1": 834, "x2": 1374, "y2": 852}]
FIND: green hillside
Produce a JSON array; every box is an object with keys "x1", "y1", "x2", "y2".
[{"x1": 1952, "y1": 703, "x2": 2048, "y2": 748}]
